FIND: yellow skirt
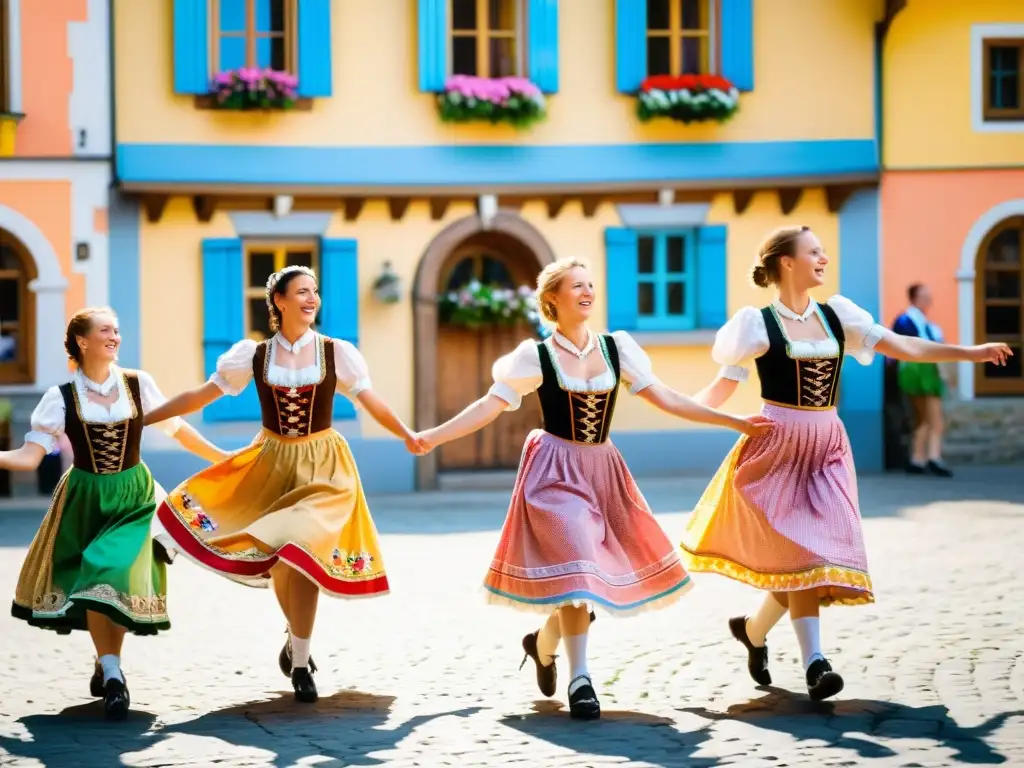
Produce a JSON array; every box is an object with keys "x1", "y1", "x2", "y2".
[{"x1": 156, "y1": 428, "x2": 388, "y2": 598}]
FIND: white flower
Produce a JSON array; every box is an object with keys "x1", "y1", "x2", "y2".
[
  {"x1": 468, "y1": 279, "x2": 482, "y2": 292},
  {"x1": 517, "y1": 285, "x2": 533, "y2": 297}
]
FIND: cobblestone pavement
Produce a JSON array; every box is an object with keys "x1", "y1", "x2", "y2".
[{"x1": 1, "y1": 467, "x2": 1023, "y2": 767}]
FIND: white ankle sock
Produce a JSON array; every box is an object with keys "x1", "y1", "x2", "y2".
[
  {"x1": 98, "y1": 654, "x2": 123, "y2": 683},
  {"x1": 536, "y1": 612, "x2": 561, "y2": 666},
  {"x1": 563, "y1": 633, "x2": 589, "y2": 692},
  {"x1": 791, "y1": 617, "x2": 824, "y2": 670},
  {"x1": 745, "y1": 594, "x2": 788, "y2": 647},
  {"x1": 290, "y1": 634, "x2": 311, "y2": 669}
]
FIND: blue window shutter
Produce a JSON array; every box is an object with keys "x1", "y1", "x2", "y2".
[
  {"x1": 418, "y1": 0, "x2": 448, "y2": 92},
  {"x1": 527, "y1": 0, "x2": 559, "y2": 94},
  {"x1": 720, "y1": 0, "x2": 754, "y2": 91},
  {"x1": 297, "y1": 0, "x2": 332, "y2": 97},
  {"x1": 173, "y1": 0, "x2": 209, "y2": 94},
  {"x1": 696, "y1": 225, "x2": 728, "y2": 329},
  {"x1": 201, "y1": 238, "x2": 259, "y2": 422},
  {"x1": 605, "y1": 228, "x2": 639, "y2": 332},
  {"x1": 615, "y1": 0, "x2": 647, "y2": 94},
  {"x1": 319, "y1": 238, "x2": 359, "y2": 420}
]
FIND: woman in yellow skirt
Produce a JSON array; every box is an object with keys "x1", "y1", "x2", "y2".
[{"x1": 143, "y1": 266, "x2": 422, "y2": 702}]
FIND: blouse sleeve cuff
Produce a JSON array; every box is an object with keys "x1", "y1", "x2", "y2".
[
  {"x1": 488, "y1": 382, "x2": 522, "y2": 411},
  {"x1": 627, "y1": 374, "x2": 659, "y2": 396},
  {"x1": 151, "y1": 416, "x2": 184, "y2": 437},
  {"x1": 863, "y1": 324, "x2": 885, "y2": 350},
  {"x1": 348, "y1": 376, "x2": 371, "y2": 398},
  {"x1": 719, "y1": 365, "x2": 749, "y2": 382},
  {"x1": 210, "y1": 373, "x2": 240, "y2": 396},
  {"x1": 24, "y1": 431, "x2": 56, "y2": 454}
]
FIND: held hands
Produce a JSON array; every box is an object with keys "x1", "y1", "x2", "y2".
[
  {"x1": 968, "y1": 343, "x2": 1013, "y2": 366},
  {"x1": 404, "y1": 430, "x2": 435, "y2": 456},
  {"x1": 738, "y1": 413, "x2": 775, "y2": 438}
]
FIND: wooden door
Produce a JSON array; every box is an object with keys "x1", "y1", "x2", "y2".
[{"x1": 975, "y1": 217, "x2": 1024, "y2": 395}]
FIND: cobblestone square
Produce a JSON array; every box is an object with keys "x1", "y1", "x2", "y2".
[{"x1": 1, "y1": 468, "x2": 1022, "y2": 767}]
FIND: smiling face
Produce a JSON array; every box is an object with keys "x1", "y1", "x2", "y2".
[
  {"x1": 780, "y1": 229, "x2": 829, "y2": 289},
  {"x1": 273, "y1": 273, "x2": 321, "y2": 330},
  {"x1": 76, "y1": 310, "x2": 120, "y2": 364},
  {"x1": 545, "y1": 265, "x2": 595, "y2": 324}
]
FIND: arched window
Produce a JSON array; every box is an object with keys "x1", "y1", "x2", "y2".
[
  {"x1": 976, "y1": 216, "x2": 1024, "y2": 395},
  {"x1": 0, "y1": 230, "x2": 35, "y2": 384}
]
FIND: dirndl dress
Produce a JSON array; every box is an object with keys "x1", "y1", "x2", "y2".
[
  {"x1": 680, "y1": 297, "x2": 884, "y2": 606},
  {"x1": 11, "y1": 369, "x2": 170, "y2": 634},
  {"x1": 483, "y1": 330, "x2": 692, "y2": 616},
  {"x1": 155, "y1": 332, "x2": 388, "y2": 597}
]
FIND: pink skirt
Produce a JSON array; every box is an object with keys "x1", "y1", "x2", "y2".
[
  {"x1": 484, "y1": 429, "x2": 693, "y2": 616},
  {"x1": 680, "y1": 403, "x2": 873, "y2": 606}
]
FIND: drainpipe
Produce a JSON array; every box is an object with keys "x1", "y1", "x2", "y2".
[{"x1": 108, "y1": 0, "x2": 117, "y2": 186}]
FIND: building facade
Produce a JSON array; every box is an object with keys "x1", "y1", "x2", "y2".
[
  {"x1": 880, "y1": 0, "x2": 1024, "y2": 463},
  {"x1": 0, "y1": 0, "x2": 112, "y2": 494},
  {"x1": 100, "y1": 0, "x2": 886, "y2": 493}
]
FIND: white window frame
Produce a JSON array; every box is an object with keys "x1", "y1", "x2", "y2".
[{"x1": 971, "y1": 23, "x2": 1024, "y2": 134}]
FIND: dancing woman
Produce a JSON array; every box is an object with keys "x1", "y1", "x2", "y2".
[
  {"x1": 680, "y1": 226, "x2": 1011, "y2": 700},
  {"x1": 143, "y1": 266, "x2": 421, "y2": 703},
  {"x1": 415, "y1": 258, "x2": 773, "y2": 720},
  {"x1": 2, "y1": 307, "x2": 226, "y2": 720}
]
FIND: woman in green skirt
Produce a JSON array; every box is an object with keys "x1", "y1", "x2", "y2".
[{"x1": 0, "y1": 307, "x2": 226, "y2": 720}]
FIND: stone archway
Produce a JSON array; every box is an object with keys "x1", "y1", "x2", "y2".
[{"x1": 413, "y1": 211, "x2": 557, "y2": 490}]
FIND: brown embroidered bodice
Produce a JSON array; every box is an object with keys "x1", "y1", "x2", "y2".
[
  {"x1": 535, "y1": 335, "x2": 621, "y2": 444},
  {"x1": 253, "y1": 335, "x2": 338, "y2": 437},
  {"x1": 59, "y1": 373, "x2": 144, "y2": 474}
]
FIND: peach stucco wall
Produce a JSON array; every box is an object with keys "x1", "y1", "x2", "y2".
[{"x1": 880, "y1": 170, "x2": 1024, "y2": 336}]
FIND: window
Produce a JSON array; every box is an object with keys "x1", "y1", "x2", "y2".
[
  {"x1": 212, "y1": 0, "x2": 296, "y2": 73},
  {"x1": 450, "y1": 0, "x2": 521, "y2": 78},
  {"x1": 635, "y1": 232, "x2": 696, "y2": 331},
  {"x1": 984, "y1": 38, "x2": 1024, "y2": 121},
  {"x1": 646, "y1": 0, "x2": 715, "y2": 77},
  {"x1": 244, "y1": 242, "x2": 317, "y2": 341},
  {"x1": 976, "y1": 217, "x2": 1024, "y2": 395},
  {"x1": 0, "y1": 230, "x2": 35, "y2": 384}
]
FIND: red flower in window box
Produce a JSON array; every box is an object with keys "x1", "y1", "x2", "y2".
[
  {"x1": 636, "y1": 74, "x2": 740, "y2": 124},
  {"x1": 208, "y1": 68, "x2": 300, "y2": 111}
]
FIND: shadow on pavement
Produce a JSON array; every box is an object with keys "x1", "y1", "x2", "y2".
[
  {"x1": 680, "y1": 687, "x2": 1024, "y2": 764},
  {"x1": 500, "y1": 700, "x2": 720, "y2": 767}
]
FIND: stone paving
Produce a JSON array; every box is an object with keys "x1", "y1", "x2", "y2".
[{"x1": 1, "y1": 467, "x2": 1023, "y2": 767}]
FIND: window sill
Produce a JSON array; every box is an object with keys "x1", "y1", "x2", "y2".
[
  {"x1": 193, "y1": 95, "x2": 314, "y2": 112},
  {"x1": 629, "y1": 330, "x2": 717, "y2": 348}
]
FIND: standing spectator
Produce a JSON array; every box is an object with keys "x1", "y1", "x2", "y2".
[{"x1": 891, "y1": 284, "x2": 951, "y2": 476}]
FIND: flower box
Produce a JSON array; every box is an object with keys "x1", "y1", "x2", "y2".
[
  {"x1": 437, "y1": 76, "x2": 546, "y2": 129},
  {"x1": 440, "y1": 281, "x2": 544, "y2": 331},
  {"x1": 204, "y1": 68, "x2": 303, "y2": 111},
  {"x1": 636, "y1": 74, "x2": 740, "y2": 125}
]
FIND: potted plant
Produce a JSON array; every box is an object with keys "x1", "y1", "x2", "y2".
[
  {"x1": 437, "y1": 75, "x2": 546, "y2": 129},
  {"x1": 439, "y1": 281, "x2": 543, "y2": 330},
  {"x1": 636, "y1": 74, "x2": 740, "y2": 125},
  {"x1": 208, "y1": 68, "x2": 300, "y2": 111}
]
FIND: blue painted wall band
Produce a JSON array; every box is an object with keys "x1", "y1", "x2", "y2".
[{"x1": 107, "y1": 192, "x2": 141, "y2": 369}]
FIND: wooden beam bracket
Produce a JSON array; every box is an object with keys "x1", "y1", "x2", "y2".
[
  {"x1": 192, "y1": 195, "x2": 217, "y2": 223},
  {"x1": 141, "y1": 194, "x2": 170, "y2": 224},
  {"x1": 825, "y1": 184, "x2": 858, "y2": 214},
  {"x1": 777, "y1": 188, "x2": 804, "y2": 216},
  {"x1": 343, "y1": 197, "x2": 365, "y2": 222},
  {"x1": 388, "y1": 197, "x2": 411, "y2": 222},
  {"x1": 429, "y1": 198, "x2": 450, "y2": 221},
  {"x1": 732, "y1": 189, "x2": 756, "y2": 215}
]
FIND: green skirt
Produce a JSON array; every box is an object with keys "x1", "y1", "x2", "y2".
[
  {"x1": 898, "y1": 361, "x2": 945, "y2": 398},
  {"x1": 11, "y1": 463, "x2": 169, "y2": 635}
]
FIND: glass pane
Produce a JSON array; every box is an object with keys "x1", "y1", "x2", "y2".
[
  {"x1": 0, "y1": 279, "x2": 17, "y2": 322},
  {"x1": 990, "y1": 46, "x2": 1020, "y2": 109},
  {"x1": 254, "y1": 0, "x2": 285, "y2": 32},
  {"x1": 985, "y1": 271, "x2": 1021, "y2": 300},
  {"x1": 984, "y1": 347, "x2": 1022, "y2": 379},
  {"x1": 985, "y1": 305, "x2": 1021, "y2": 336},
  {"x1": 647, "y1": 36, "x2": 671, "y2": 76},
  {"x1": 256, "y1": 37, "x2": 271, "y2": 68},
  {"x1": 681, "y1": 0, "x2": 703, "y2": 30},
  {"x1": 270, "y1": 36, "x2": 286, "y2": 70},
  {"x1": 248, "y1": 298, "x2": 272, "y2": 341},
  {"x1": 220, "y1": 36, "x2": 247, "y2": 71},
  {"x1": 0, "y1": 244, "x2": 20, "y2": 270},
  {"x1": 638, "y1": 282, "x2": 655, "y2": 316},
  {"x1": 452, "y1": 0, "x2": 477, "y2": 31},
  {"x1": 489, "y1": 37, "x2": 517, "y2": 77},
  {"x1": 988, "y1": 227, "x2": 1021, "y2": 265},
  {"x1": 647, "y1": 0, "x2": 670, "y2": 31},
  {"x1": 249, "y1": 251, "x2": 276, "y2": 289},
  {"x1": 667, "y1": 281, "x2": 685, "y2": 315},
  {"x1": 445, "y1": 258, "x2": 475, "y2": 290},
  {"x1": 681, "y1": 36, "x2": 704, "y2": 74},
  {"x1": 0, "y1": 331, "x2": 15, "y2": 362},
  {"x1": 667, "y1": 236, "x2": 685, "y2": 273},
  {"x1": 219, "y1": 0, "x2": 246, "y2": 33},
  {"x1": 452, "y1": 36, "x2": 478, "y2": 76},
  {"x1": 488, "y1": 0, "x2": 515, "y2": 32},
  {"x1": 638, "y1": 237, "x2": 655, "y2": 274},
  {"x1": 286, "y1": 250, "x2": 314, "y2": 270},
  {"x1": 481, "y1": 257, "x2": 513, "y2": 286}
]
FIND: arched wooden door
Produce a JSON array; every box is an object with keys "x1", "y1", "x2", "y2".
[
  {"x1": 435, "y1": 235, "x2": 543, "y2": 471},
  {"x1": 975, "y1": 217, "x2": 1024, "y2": 396},
  {"x1": 0, "y1": 229, "x2": 36, "y2": 385}
]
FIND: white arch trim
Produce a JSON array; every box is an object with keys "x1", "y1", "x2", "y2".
[
  {"x1": 956, "y1": 198, "x2": 1024, "y2": 401},
  {"x1": 0, "y1": 204, "x2": 69, "y2": 388}
]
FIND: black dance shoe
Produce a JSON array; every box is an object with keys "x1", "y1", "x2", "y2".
[
  {"x1": 291, "y1": 667, "x2": 318, "y2": 703},
  {"x1": 567, "y1": 675, "x2": 601, "y2": 720},
  {"x1": 153, "y1": 538, "x2": 175, "y2": 565},
  {"x1": 728, "y1": 616, "x2": 772, "y2": 686},
  {"x1": 278, "y1": 636, "x2": 317, "y2": 677},
  {"x1": 806, "y1": 657, "x2": 844, "y2": 701},
  {"x1": 926, "y1": 460, "x2": 953, "y2": 478},
  {"x1": 520, "y1": 631, "x2": 558, "y2": 697},
  {"x1": 103, "y1": 678, "x2": 131, "y2": 721}
]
